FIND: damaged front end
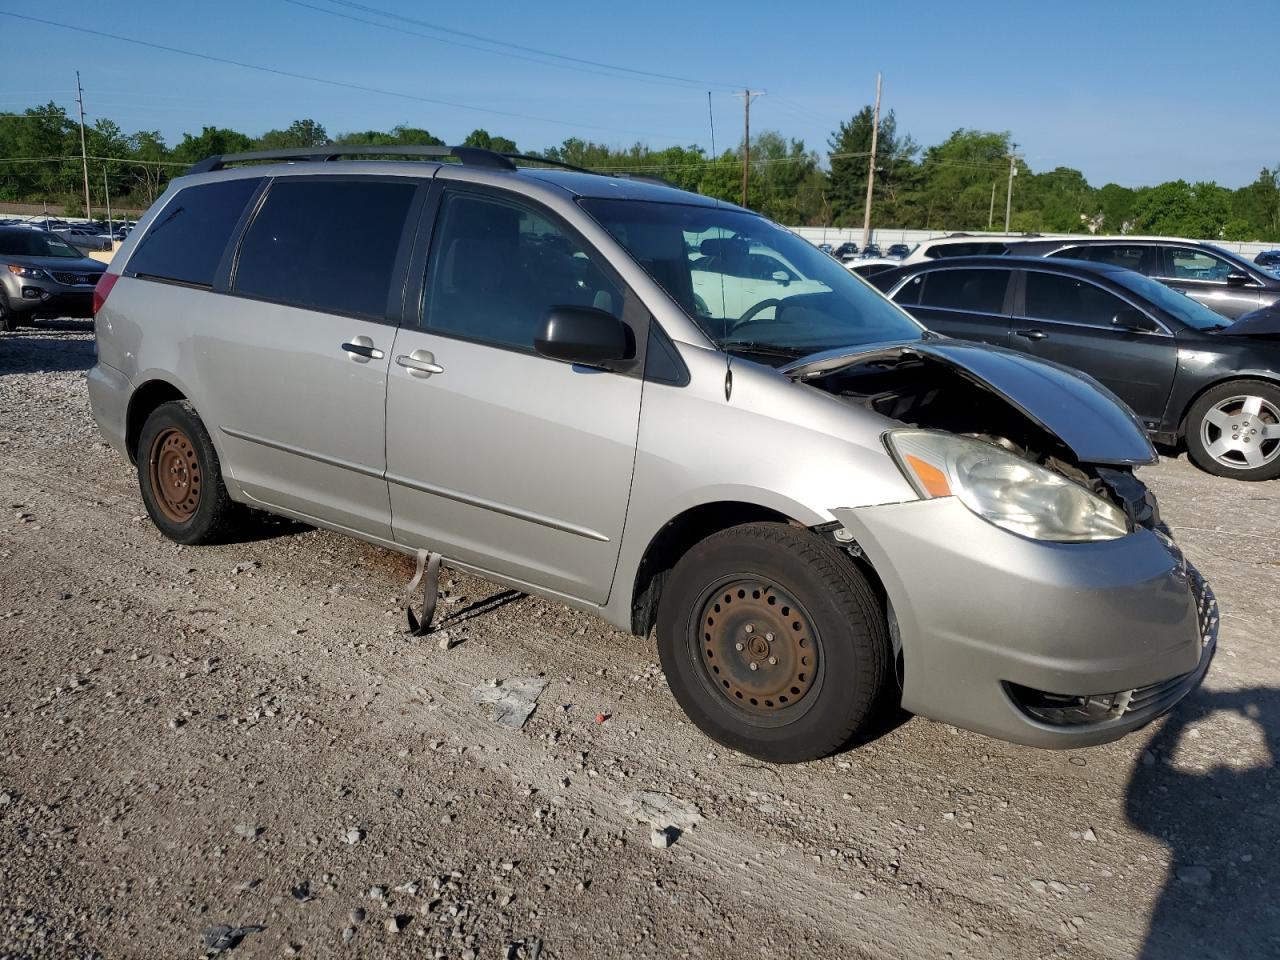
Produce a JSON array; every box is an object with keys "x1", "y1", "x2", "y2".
[
  {"x1": 785, "y1": 338, "x2": 1161, "y2": 533},
  {"x1": 788, "y1": 338, "x2": 1215, "y2": 747}
]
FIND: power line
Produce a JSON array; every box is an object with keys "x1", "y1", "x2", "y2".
[
  {"x1": 283, "y1": 0, "x2": 735, "y2": 92},
  {"x1": 0, "y1": 12, "x2": 690, "y2": 140},
  {"x1": 307, "y1": 0, "x2": 745, "y2": 91}
]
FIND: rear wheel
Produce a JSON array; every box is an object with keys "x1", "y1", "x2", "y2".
[
  {"x1": 1185, "y1": 380, "x2": 1280, "y2": 482},
  {"x1": 137, "y1": 401, "x2": 242, "y2": 544},
  {"x1": 656, "y1": 522, "x2": 892, "y2": 763}
]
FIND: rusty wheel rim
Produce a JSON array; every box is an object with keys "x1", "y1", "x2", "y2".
[
  {"x1": 694, "y1": 578, "x2": 820, "y2": 718},
  {"x1": 148, "y1": 427, "x2": 201, "y2": 523}
]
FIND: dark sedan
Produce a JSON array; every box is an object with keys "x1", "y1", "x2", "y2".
[
  {"x1": 1003, "y1": 236, "x2": 1280, "y2": 320},
  {"x1": 0, "y1": 227, "x2": 106, "y2": 330},
  {"x1": 871, "y1": 256, "x2": 1280, "y2": 481},
  {"x1": 1256, "y1": 249, "x2": 1280, "y2": 269}
]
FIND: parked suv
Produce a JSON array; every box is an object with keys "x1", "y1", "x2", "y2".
[
  {"x1": 89, "y1": 145, "x2": 1216, "y2": 762},
  {"x1": 1005, "y1": 236, "x2": 1280, "y2": 320},
  {"x1": 871, "y1": 256, "x2": 1280, "y2": 481},
  {"x1": 0, "y1": 226, "x2": 106, "y2": 330}
]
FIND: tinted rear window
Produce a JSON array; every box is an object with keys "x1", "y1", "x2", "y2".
[
  {"x1": 919, "y1": 268, "x2": 1009, "y2": 313},
  {"x1": 233, "y1": 178, "x2": 417, "y2": 319},
  {"x1": 128, "y1": 178, "x2": 262, "y2": 286}
]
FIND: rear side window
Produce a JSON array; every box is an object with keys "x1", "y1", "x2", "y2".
[
  {"x1": 233, "y1": 178, "x2": 417, "y2": 319},
  {"x1": 1057, "y1": 244, "x2": 1152, "y2": 274},
  {"x1": 1024, "y1": 272, "x2": 1129, "y2": 327},
  {"x1": 919, "y1": 268, "x2": 1009, "y2": 314},
  {"x1": 892, "y1": 273, "x2": 924, "y2": 305},
  {"x1": 128, "y1": 178, "x2": 263, "y2": 287}
]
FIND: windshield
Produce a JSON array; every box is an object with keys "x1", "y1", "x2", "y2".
[
  {"x1": 0, "y1": 230, "x2": 83, "y2": 258},
  {"x1": 1111, "y1": 270, "x2": 1231, "y2": 331},
  {"x1": 579, "y1": 199, "x2": 922, "y2": 362}
]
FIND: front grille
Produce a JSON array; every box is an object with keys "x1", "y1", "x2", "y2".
[{"x1": 51, "y1": 271, "x2": 97, "y2": 286}]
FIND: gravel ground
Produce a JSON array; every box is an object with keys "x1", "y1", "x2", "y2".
[{"x1": 1, "y1": 323, "x2": 1278, "y2": 960}]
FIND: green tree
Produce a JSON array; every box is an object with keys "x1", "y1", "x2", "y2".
[
  {"x1": 172, "y1": 126, "x2": 254, "y2": 166},
  {"x1": 1132, "y1": 180, "x2": 1233, "y2": 238},
  {"x1": 462, "y1": 128, "x2": 518, "y2": 154},
  {"x1": 826, "y1": 107, "x2": 918, "y2": 227},
  {"x1": 255, "y1": 118, "x2": 329, "y2": 150},
  {"x1": 917, "y1": 129, "x2": 1012, "y2": 230}
]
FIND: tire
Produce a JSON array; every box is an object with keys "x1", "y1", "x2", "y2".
[
  {"x1": 0, "y1": 293, "x2": 17, "y2": 332},
  {"x1": 655, "y1": 522, "x2": 892, "y2": 763},
  {"x1": 136, "y1": 400, "x2": 242, "y2": 544},
  {"x1": 1184, "y1": 379, "x2": 1280, "y2": 482}
]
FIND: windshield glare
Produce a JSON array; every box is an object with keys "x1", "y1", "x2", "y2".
[
  {"x1": 1112, "y1": 271, "x2": 1231, "y2": 331},
  {"x1": 0, "y1": 230, "x2": 83, "y2": 259},
  {"x1": 579, "y1": 199, "x2": 922, "y2": 361}
]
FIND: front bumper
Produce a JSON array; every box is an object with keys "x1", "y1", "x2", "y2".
[
  {"x1": 3, "y1": 273, "x2": 98, "y2": 319},
  {"x1": 833, "y1": 498, "x2": 1216, "y2": 749}
]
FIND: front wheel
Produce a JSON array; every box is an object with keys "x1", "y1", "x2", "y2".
[
  {"x1": 656, "y1": 522, "x2": 892, "y2": 763},
  {"x1": 0, "y1": 294, "x2": 18, "y2": 332},
  {"x1": 1185, "y1": 380, "x2": 1280, "y2": 482}
]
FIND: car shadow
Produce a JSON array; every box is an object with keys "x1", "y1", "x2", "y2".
[
  {"x1": 1125, "y1": 686, "x2": 1280, "y2": 958},
  {"x1": 233, "y1": 511, "x2": 314, "y2": 544},
  {"x1": 1, "y1": 324, "x2": 97, "y2": 375}
]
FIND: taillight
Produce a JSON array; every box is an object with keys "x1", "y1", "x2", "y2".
[{"x1": 93, "y1": 272, "x2": 119, "y2": 315}]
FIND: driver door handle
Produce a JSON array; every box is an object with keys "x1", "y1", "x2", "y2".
[
  {"x1": 342, "y1": 337, "x2": 384, "y2": 361},
  {"x1": 396, "y1": 349, "x2": 444, "y2": 377},
  {"x1": 1014, "y1": 328, "x2": 1048, "y2": 341}
]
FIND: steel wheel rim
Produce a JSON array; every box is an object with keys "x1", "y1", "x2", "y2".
[
  {"x1": 689, "y1": 577, "x2": 824, "y2": 726},
  {"x1": 1200, "y1": 395, "x2": 1280, "y2": 470},
  {"x1": 148, "y1": 427, "x2": 201, "y2": 523}
]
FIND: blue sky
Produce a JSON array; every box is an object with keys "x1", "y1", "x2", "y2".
[{"x1": 2, "y1": 0, "x2": 1277, "y2": 188}]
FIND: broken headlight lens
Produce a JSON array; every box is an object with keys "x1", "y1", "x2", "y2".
[{"x1": 885, "y1": 429, "x2": 1129, "y2": 542}]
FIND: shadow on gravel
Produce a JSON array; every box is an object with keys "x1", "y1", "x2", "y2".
[
  {"x1": 0, "y1": 328, "x2": 96, "y2": 375},
  {"x1": 1127, "y1": 686, "x2": 1280, "y2": 959},
  {"x1": 236, "y1": 511, "x2": 313, "y2": 543}
]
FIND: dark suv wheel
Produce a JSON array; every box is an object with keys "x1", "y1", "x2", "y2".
[
  {"x1": 137, "y1": 400, "x2": 242, "y2": 544},
  {"x1": 0, "y1": 293, "x2": 17, "y2": 332},
  {"x1": 656, "y1": 522, "x2": 892, "y2": 763},
  {"x1": 1185, "y1": 380, "x2": 1280, "y2": 482}
]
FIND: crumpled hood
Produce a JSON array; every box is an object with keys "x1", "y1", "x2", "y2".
[
  {"x1": 1219, "y1": 305, "x2": 1280, "y2": 338},
  {"x1": 783, "y1": 338, "x2": 1157, "y2": 466}
]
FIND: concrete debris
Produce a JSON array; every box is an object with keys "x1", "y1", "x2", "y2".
[
  {"x1": 625, "y1": 790, "x2": 702, "y2": 846},
  {"x1": 202, "y1": 924, "x2": 265, "y2": 954},
  {"x1": 472, "y1": 677, "x2": 548, "y2": 730}
]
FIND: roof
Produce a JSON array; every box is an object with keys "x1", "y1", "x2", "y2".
[
  {"x1": 520, "y1": 168, "x2": 733, "y2": 207},
  {"x1": 182, "y1": 143, "x2": 737, "y2": 211}
]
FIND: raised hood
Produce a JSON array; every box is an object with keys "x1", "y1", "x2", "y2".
[
  {"x1": 783, "y1": 338, "x2": 1157, "y2": 466},
  {"x1": 1220, "y1": 306, "x2": 1280, "y2": 338}
]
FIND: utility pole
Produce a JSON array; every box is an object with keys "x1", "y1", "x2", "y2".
[
  {"x1": 103, "y1": 167, "x2": 113, "y2": 244},
  {"x1": 1004, "y1": 154, "x2": 1018, "y2": 233},
  {"x1": 736, "y1": 89, "x2": 765, "y2": 208},
  {"x1": 988, "y1": 182, "x2": 997, "y2": 230},
  {"x1": 75, "y1": 71, "x2": 92, "y2": 223},
  {"x1": 861, "y1": 72, "x2": 882, "y2": 249}
]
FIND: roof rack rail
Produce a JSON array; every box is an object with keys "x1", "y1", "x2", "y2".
[
  {"x1": 184, "y1": 144, "x2": 685, "y2": 193},
  {"x1": 184, "y1": 144, "x2": 519, "y2": 176}
]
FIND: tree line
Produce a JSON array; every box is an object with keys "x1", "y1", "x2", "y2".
[{"x1": 2, "y1": 100, "x2": 1278, "y2": 242}]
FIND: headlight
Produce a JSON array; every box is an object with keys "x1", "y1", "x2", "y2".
[
  {"x1": 6, "y1": 264, "x2": 47, "y2": 279},
  {"x1": 886, "y1": 429, "x2": 1129, "y2": 542}
]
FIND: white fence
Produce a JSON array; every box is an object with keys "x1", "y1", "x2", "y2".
[{"x1": 787, "y1": 225, "x2": 1276, "y2": 261}]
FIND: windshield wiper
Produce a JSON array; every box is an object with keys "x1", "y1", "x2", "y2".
[{"x1": 721, "y1": 341, "x2": 810, "y2": 359}]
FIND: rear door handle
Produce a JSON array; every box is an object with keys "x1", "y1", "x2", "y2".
[
  {"x1": 342, "y1": 337, "x2": 384, "y2": 361},
  {"x1": 1014, "y1": 328, "x2": 1048, "y2": 341},
  {"x1": 396, "y1": 349, "x2": 444, "y2": 377}
]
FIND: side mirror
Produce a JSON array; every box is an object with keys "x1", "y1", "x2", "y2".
[
  {"x1": 1226, "y1": 271, "x2": 1253, "y2": 288},
  {"x1": 1112, "y1": 308, "x2": 1157, "y2": 332},
  {"x1": 771, "y1": 270, "x2": 791, "y2": 287},
  {"x1": 535, "y1": 306, "x2": 634, "y2": 368}
]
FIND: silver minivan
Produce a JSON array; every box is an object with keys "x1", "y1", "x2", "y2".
[{"x1": 88, "y1": 146, "x2": 1216, "y2": 762}]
